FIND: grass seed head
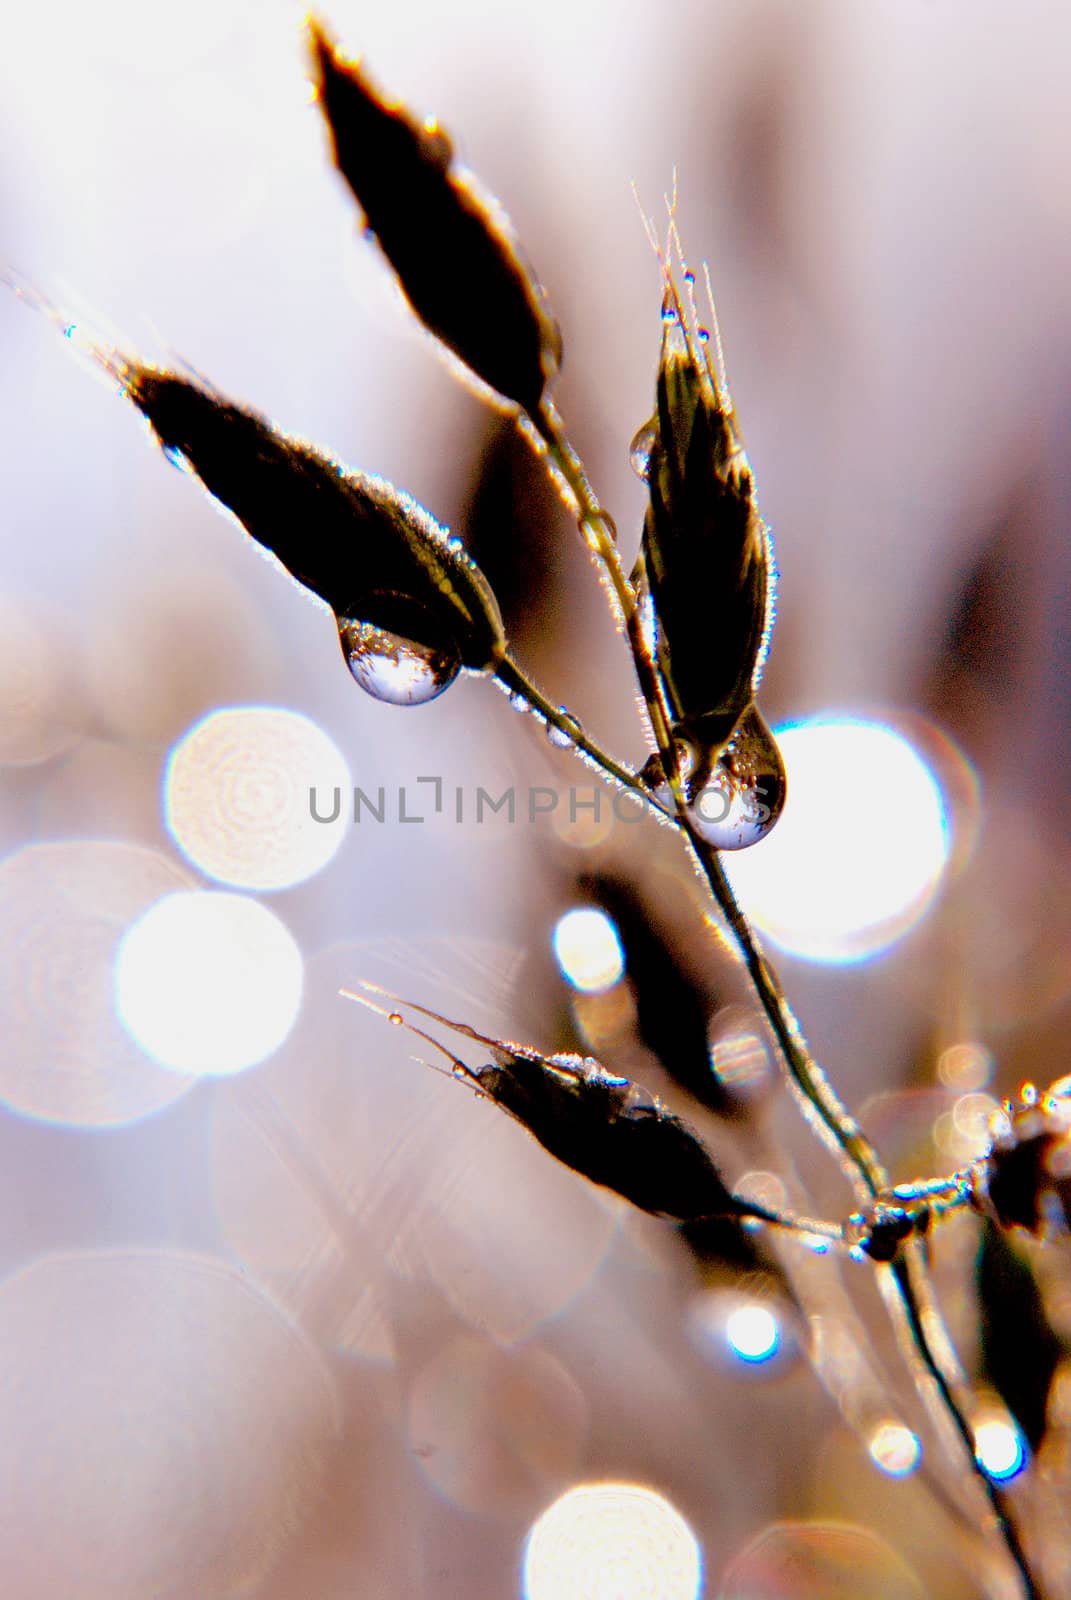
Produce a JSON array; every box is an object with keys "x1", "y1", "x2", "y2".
[
  {"x1": 127, "y1": 368, "x2": 506, "y2": 696},
  {"x1": 310, "y1": 20, "x2": 561, "y2": 416},
  {"x1": 637, "y1": 265, "x2": 773, "y2": 760}
]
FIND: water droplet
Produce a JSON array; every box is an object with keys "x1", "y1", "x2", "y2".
[
  {"x1": 682, "y1": 269, "x2": 696, "y2": 285},
  {"x1": 338, "y1": 591, "x2": 461, "y2": 707},
  {"x1": 697, "y1": 328, "x2": 710, "y2": 344},
  {"x1": 628, "y1": 417, "x2": 657, "y2": 482},
  {"x1": 547, "y1": 710, "x2": 583, "y2": 749},
  {"x1": 508, "y1": 689, "x2": 529, "y2": 712},
  {"x1": 687, "y1": 706, "x2": 787, "y2": 850},
  {"x1": 636, "y1": 751, "x2": 666, "y2": 793},
  {"x1": 388, "y1": 1011, "x2": 403, "y2": 1026},
  {"x1": 635, "y1": 737, "x2": 702, "y2": 804},
  {"x1": 162, "y1": 442, "x2": 194, "y2": 474},
  {"x1": 661, "y1": 303, "x2": 679, "y2": 325}
]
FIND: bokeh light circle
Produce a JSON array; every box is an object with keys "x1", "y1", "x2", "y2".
[
  {"x1": 524, "y1": 1482, "x2": 701, "y2": 1600},
  {"x1": 868, "y1": 1420, "x2": 922, "y2": 1478},
  {"x1": 726, "y1": 1304, "x2": 780, "y2": 1364},
  {"x1": 0, "y1": 840, "x2": 199, "y2": 1127},
  {"x1": 407, "y1": 1336, "x2": 588, "y2": 1518},
  {"x1": 686, "y1": 1285, "x2": 797, "y2": 1378},
  {"x1": 725, "y1": 716, "x2": 951, "y2": 965},
  {"x1": 0, "y1": 1249, "x2": 338, "y2": 1599},
  {"x1": 719, "y1": 1519, "x2": 924, "y2": 1599},
  {"x1": 0, "y1": 595, "x2": 84, "y2": 766},
  {"x1": 553, "y1": 907, "x2": 625, "y2": 993},
  {"x1": 115, "y1": 891, "x2": 303, "y2": 1075},
  {"x1": 164, "y1": 705, "x2": 351, "y2": 890},
  {"x1": 974, "y1": 1417, "x2": 1027, "y2": 1482}
]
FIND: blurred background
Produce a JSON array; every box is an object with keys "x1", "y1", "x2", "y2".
[{"x1": 1, "y1": 1, "x2": 1070, "y2": 1595}]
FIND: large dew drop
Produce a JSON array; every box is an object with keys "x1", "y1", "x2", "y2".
[
  {"x1": 688, "y1": 706, "x2": 787, "y2": 851},
  {"x1": 337, "y1": 592, "x2": 462, "y2": 706}
]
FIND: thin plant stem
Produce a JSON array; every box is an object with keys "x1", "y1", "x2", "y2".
[
  {"x1": 889, "y1": 1249, "x2": 1041, "y2": 1600},
  {"x1": 529, "y1": 402, "x2": 680, "y2": 771},
  {"x1": 524, "y1": 402, "x2": 1039, "y2": 1599},
  {"x1": 527, "y1": 397, "x2": 885, "y2": 1198},
  {"x1": 492, "y1": 653, "x2": 669, "y2": 816},
  {"x1": 344, "y1": 984, "x2": 843, "y2": 1247},
  {"x1": 694, "y1": 847, "x2": 886, "y2": 1199}
]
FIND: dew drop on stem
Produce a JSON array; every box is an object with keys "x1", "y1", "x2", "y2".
[
  {"x1": 629, "y1": 417, "x2": 657, "y2": 483},
  {"x1": 546, "y1": 710, "x2": 583, "y2": 749},
  {"x1": 161, "y1": 443, "x2": 193, "y2": 474},
  {"x1": 338, "y1": 592, "x2": 462, "y2": 706},
  {"x1": 687, "y1": 706, "x2": 787, "y2": 851}
]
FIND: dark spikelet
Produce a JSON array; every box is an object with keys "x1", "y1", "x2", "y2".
[
  {"x1": 126, "y1": 367, "x2": 505, "y2": 673},
  {"x1": 972, "y1": 1085, "x2": 1071, "y2": 1236},
  {"x1": 977, "y1": 1219, "x2": 1066, "y2": 1453},
  {"x1": 310, "y1": 20, "x2": 561, "y2": 416},
  {"x1": 472, "y1": 1050, "x2": 743, "y2": 1222},
  {"x1": 359, "y1": 989, "x2": 741, "y2": 1223},
  {"x1": 636, "y1": 277, "x2": 772, "y2": 754}
]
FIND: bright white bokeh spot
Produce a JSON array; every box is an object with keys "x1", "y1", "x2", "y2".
[
  {"x1": 553, "y1": 907, "x2": 625, "y2": 993},
  {"x1": 164, "y1": 706, "x2": 351, "y2": 891},
  {"x1": 726, "y1": 1304, "x2": 780, "y2": 1365},
  {"x1": 869, "y1": 1420, "x2": 922, "y2": 1478},
  {"x1": 974, "y1": 1418, "x2": 1027, "y2": 1482},
  {"x1": 686, "y1": 1287, "x2": 797, "y2": 1376},
  {"x1": 524, "y1": 1482, "x2": 701, "y2": 1600},
  {"x1": 725, "y1": 717, "x2": 951, "y2": 965},
  {"x1": 115, "y1": 892, "x2": 303, "y2": 1075}
]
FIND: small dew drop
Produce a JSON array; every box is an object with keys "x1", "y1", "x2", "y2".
[
  {"x1": 636, "y1": 752, "x2": 666, "y2": 793},
  {"x1": 162, "y1": 443, "x2": 194, "y2": 475},
  {"x1": 508, "y1": 689, "x2": 530, "y2": 713},
  {"x1": 661, "y1": 303, "x2": 679, "y2": 325},
  {"x1": 682, "y1": 269, "x2": 696, "y2": 285},
  {"x1": 338, "y1": 593, "x2": 461, "y2": 707},
  {"x1": 388, "y1": 1011, "x2": 403, "y2": 1026},
  {"x1": 547, "y1": 711, "x2": 583, "y2": 750},
  {"x1": 628, "y1": 418, "x2": 657, "y2": 482},
  {"x1": 697, "y1": 328, "x2": 710, "y2": 344}
]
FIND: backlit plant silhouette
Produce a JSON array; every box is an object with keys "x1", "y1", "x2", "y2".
[{"x1": 12, "y1": 19, "x2": 1070, "y2": 1599}]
